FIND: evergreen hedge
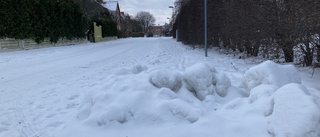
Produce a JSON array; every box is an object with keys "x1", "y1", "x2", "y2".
[{"x1": 0, "y1": 0, "x2": 87, "y2": 43}]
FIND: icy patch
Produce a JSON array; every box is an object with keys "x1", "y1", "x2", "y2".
[
  {"x1": 268, "y1": 83, "x2": 320, "y2": 137},
  {"x1": 149, "y1": 69, "x2": 182, "y2": 91},
  {"x1": 242, "y1": 60, "x2": 301, "y2": 93}
]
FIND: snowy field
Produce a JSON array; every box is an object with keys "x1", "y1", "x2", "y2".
[{"x1": 0, "y1": 37, "x2": 320, "y2": 137}]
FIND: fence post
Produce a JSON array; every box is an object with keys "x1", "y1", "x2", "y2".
[{"x1": 18, "y1": 39, "x2": 25, "y2": 49}]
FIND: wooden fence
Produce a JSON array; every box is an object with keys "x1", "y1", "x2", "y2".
[
  {"x1": 0, "y1": 36, "x2": 117, "y2": 52},
  {"x1": 0, "y1": 38, "x2": 87, "y2": 51}
]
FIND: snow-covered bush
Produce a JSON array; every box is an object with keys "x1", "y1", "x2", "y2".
[
  {"x1": 242, "y1": 60, "x2": 301, "y2": 93},
  {"x1": 149, "y1": 69, "x2": 182, "y2": 91},
  {"x1": 183, "y1": 63, "x2": 214, "y2": 100},
  {"x1": 268, "y1": 83, "x2": 320, "y2": 137}
]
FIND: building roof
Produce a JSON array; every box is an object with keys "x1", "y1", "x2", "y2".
[{"x1": 101, "y1": 1, "x2": 118, "y2": 12}]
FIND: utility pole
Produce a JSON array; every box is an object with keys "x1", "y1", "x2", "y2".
[{"x1": 204, "y1": 0, "x2": 208, "y2": 57}]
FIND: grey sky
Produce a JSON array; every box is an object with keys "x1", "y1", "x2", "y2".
[{"x1": 117, "y1": 0, "x2": 176, "y2": 25}]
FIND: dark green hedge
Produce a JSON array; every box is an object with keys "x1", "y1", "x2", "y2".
[{"x1": 0, "y1": 0, "x2": 87, "y2": 43}]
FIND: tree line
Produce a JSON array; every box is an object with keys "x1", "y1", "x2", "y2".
[
  {"x1": 119, "y1": 11, "x2": 156, "y2": 38},
  {"x1": 173, "y1": 0, "x2": 320, "y2": 66}
]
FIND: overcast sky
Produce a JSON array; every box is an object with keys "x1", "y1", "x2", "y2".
[{"x1": 116, "y1": 0, "x2": 176, "y2": 26}]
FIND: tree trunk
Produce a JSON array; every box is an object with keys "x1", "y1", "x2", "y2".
[
  {"x1": 303, "y1": 42, "x2": 313, "y2": 66},
  {"x1": 281, "y1": 40, "x2": 294, "y2": 62},
  {"x1": 317, "y1": 44, "x2": 320, "y2": 63}
]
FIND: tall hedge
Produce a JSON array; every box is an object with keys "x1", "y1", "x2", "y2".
[{"x1": 0, "y1": 0, "x2": 87, "y2": 43}]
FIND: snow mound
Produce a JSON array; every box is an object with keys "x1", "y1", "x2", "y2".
[
  {"x1": 183, "y1": 63, "x2": 214, "y2": 100},
  {"x1": 268, "y1": 83, "x2": 320, "y2": 137},
  {"x1": 77, "y1": 72, "x2": 202, "y2": 127},
  {"x1": 213, "y1": 73, "x2": 231, "y2": 97},
  {"x1": 149, "y1": 69, "x2": 182, "y2": 91},
  {"x1": 242, "y1": 60, "x2": 301, "y2": 92}
]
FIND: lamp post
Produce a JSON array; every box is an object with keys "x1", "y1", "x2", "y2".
[
  {"x1": 169, "y1": 6, "x2": 178, "y2": 40},
  {"x1": 169, "y1": 6, "x2": 174, "y2": 24},
  {"x1": 204, "y1": 0, "x2": 208, "y2": 57}
]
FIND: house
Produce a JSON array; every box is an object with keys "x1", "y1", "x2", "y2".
[
  {"x1": 148, "y1": 26, "x2": 163, "y2": 36},
  {"x1": 101, "y1": 0, "x2": 122, "y2": 31}
]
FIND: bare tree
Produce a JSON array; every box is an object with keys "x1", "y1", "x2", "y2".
[{"x1": 135, "y1": 11, "x2": 156, "y2": 33}]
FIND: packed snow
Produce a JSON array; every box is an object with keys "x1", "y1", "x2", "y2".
[{"x1": 0, "y1": 37, "x2": 320, "y2": 137}]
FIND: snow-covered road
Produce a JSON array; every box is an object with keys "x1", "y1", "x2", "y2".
[
  {"x1": 0, "y1": 38, "x2": 168, "y2": 136},
  {"x1": 1, "y1": 37, "x2": 319, "y2": 137}
]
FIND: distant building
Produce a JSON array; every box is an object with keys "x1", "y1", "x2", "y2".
[
  {"x1": 101, "y1": 0, "x2": 122, "y2": 31},
  {"x1": 149, "y1": 26, "x2": 163, "y2": 36}
]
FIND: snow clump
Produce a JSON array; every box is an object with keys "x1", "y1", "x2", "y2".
[
  {"x1": 268, "y1": 83, "x2": 320, "y2": 137},
  {"x1": 131, "y1": 64, "x2": 148, "y2": 74},
  {"x1": 248, "y1": 84, "x2": 278, "y2": 103},
  {"x1": 242, "y1": 60, "x2": 301, "y2": 93},
  {"x1": 183, "y1": 63, "x2": 215, "y2": 100},
  {"x1": 149, "y1": 69, "x2": 182, "y2": 91},
  {"x1": 213, "y1": 73, "x2": 231, "y2": 97},
  {"x1": 183, "y1": 63, "x2": 231, "y2": 100}
]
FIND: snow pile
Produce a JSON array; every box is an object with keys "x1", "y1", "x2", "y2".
[
  {"x1": 268, "y1": 83, "x2": 320, "y2": 137},
  {"x1": 77, "y1": 68, "x2": 202, "y2": 126},
  {"x1": 77, "y1": 62, "x2": 235, "y2": 126},
  {"x1": 76, "y1": 60, "x2": 320, "y2": 136},
  {"x1": 149, "y1": 69, "x2": 182, "y2": 91},
  {"x1": 242, "y1": 60, "x2": 301, "y2": 92}
]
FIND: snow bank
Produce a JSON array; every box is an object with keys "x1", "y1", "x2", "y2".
[
  {"x1": 149, "y1": 69, "x2": 182, "y2": 91},
  {"x1": 242, "y1": 60, "x2": 301, "y2": 92},
  {"x1": 268, "y1": 83, "x2": 320, "y2": 137}
]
